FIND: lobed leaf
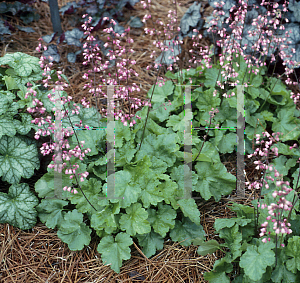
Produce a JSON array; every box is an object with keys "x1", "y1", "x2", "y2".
[
  {"x1": 0, "y1": 183, "x2": 39, "y2": 230},
  {"x1": 57, "y1": 210, "x2": 92, "y2": 251},
  {"x1": 97, "y1": 232, "x2": 133, "y2": 273}
]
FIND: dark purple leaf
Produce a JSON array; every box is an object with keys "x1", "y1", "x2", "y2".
[
  {"x1": 85, "y1": 4, "x2": 98, "y2": 15},
  {"x1": 67, "y1": 50, "x2": 82, "y2": 63},
  {"x1": 92, "y1": 15, "x2": 109, "y2": 31},
  {"x1": 128, "y1": 16, "x2": 143, "y2": 28},
  {"x1": 16, "y1": 25, "x2": 35, "y2": 33},
  {"x1": 60, "y1": 1, "x2": 79, "y2": 16},
  {"x1": 284, "y1": 23, "x2": 300, "y2": 44},
  {"x1": 4, "y1": 21, "x2": 15, "y2": 32},
  {"x1": 180, "y1": 2, "x2": 202, "y2": 35},
  {"x1": 64, "y1": 28, "x2": 84, "y2": 47},
  {"x1": 20, "y1": 11, "x2": 40, "y2": 24},
  {"x1": 0, "y1": 2, "x2": 9, "y2": 14},
  {"x1": 97, "y1": 0, "x2": 105, "y2": 9},
  {"x1": 128, "y1": 0, "x2": 140, "y2": 7},
  {"x1": 288, "y1": 0, "x2": 300, "y2": 21},
  {"x1": 155, "y1": 38, "x2": 182, "y2": 66},
  {"x1": 58, "y1": 32, "x2": 65, "y2": 44},
  {"x1": 42, "y1": 32, "x2": 56, "y2": 44},
  {"x1": 67, "y1": 52, "x2": 76, "y2": 63},
  {"x1": 43, "y1": 44, "x2": 60, "y2": 62},
  {"x1": 0, "y1": 20, "x2": 11, "y2": 35},
  {"x1": 109, "y1": 22, "x2": 124, "y2": 35}
]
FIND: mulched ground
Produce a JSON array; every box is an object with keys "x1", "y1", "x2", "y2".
[{"x1": 1, "y1": 0, "x2": 300, "y2": 282}]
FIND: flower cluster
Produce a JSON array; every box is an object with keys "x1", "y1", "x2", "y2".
[
  {"x1": 258, "y1": 174, "x2": 293, "y2": 246},
  {"x1": 25, "y1": 2, "x2": 182, "y2": 195},
  {"x1": 189, "y1": 0, "x2": 300, "y2": 100},
  {"x1": 27, "y1": 40, "x2": 93, "y2": 194},
  {"x1": 81, "y1": 14, "x2": 152, "y2": 128},
  {"x1": 25, "y1": 0, "x2": 300, "y2": 205},
  {"x1": 247, "y1": 131, "x2": 281, "y2": 191},
  {"x1": 246, "y1": 131, "x2": 300, "y2": 246}
]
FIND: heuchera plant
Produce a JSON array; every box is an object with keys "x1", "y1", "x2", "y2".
[
  {"x1": 41, "y1": 0, "x2": 143, "y2": 63},
  {"x1": 203, "y1": 0, "x2": 300, "y2": 71},
  {"x1": 2, "y1": 0, "x2": 300, "y2": 278},
  {"x1": 0, "y1": 0, "x2": 40, "y2": 39},
  {"x1": 0, "y1": 52, "x2": 47, "y2": 230}
]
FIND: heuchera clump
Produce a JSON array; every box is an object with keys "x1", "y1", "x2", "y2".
[{"x1": 16, "y1": 0, "x2": 300, "y2": 278}]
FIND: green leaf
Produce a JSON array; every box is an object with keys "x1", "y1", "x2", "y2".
[
  {"x1": 119, "y1": 202, "x2": 151, "y2": 236},
  {"x1": 170, "y1": 164, "x2": 198, "y2": 197},
  {"x1": 69, "y1": 178, "x2": 108, "y2": 214},
  {"x1": 115, "y1": 141, "x2": 137, "y2": 167},
  {"x1": 0, "y1": 183, "x2": 39, "y2": 230},
  {"x1": 215, "y1": 217, "x2": 252, "y2": 232},
  {"x1": 107, "y1": 170, "x2": 141, "y2": 208},
  {"x1": 197, "y1": 239, "x2": 220, "y2": 255},
  {"x1": 114, "y1": 120, "x2": 133, "y2": 148},
  {"x1": 251, "y1": 74, "x2": 263, "y2": 87},
  {"x1": 90, "y1": 203, "x2": 120, "y2": 234},
  {"x1": 57, "y1": 209, "x2": 91, "y2": 251},
  {"x1": 204, "y1": 258, "x2": 232, "y2": 282},
  {"x1": 271, "y1": 249, "x2": 298, "y2": 283},
  {"x1": 219, "y1": 224, "x2": 243, "y2": 261},
  {"x1": 97, "y1": 232, "x2": 133, "y2": 273},
  {"x1": 273, "y1": 107, "x2": 300, "y2": 142},
  {"x1": 175, "y1": 68, "x2": 198, "y2": 82},
  {"x1": 192, "y1": 140, "x2": 220, "y2": 163},
  {"x1": 272, "y1": 143, "x2": 300, "y2": 158},
  {"x1": 285, "y1": 236, "x2": 300, "y2": 274},
  {"x1": 203, "y1": 66, "x2": 220, "y2": 88},
  {"x1": 214, "y1": 99, "x2": 237, "y2": 128},
  {"x1": 5, "y1": 67, "x2": 42, "y2": 85},
  {"x1": 68, "y1": 128, "x2": 104, "y2": 157},
  {"x1": 36, "y1": 199, "x2": 68, "y2": 229},
  {"x1": 137, "y1": 169, "x2": 164, "y2": 208},
  {"x1": 147, "y1": 80, "x2": 174, "y2": 103},
  {"x1": 292, "y1": 168, "x2": 300, "y2": 190},
  {"x1": 0, "y1": 91, "x2": 16, "y2": 116},
  {"x1": 195, "y1": 87, "x2": 221, "y2": 113},
  {"x1": 214, "y1": 218, "x2": 237, "y2": 231},
  {"x1": 176, "y1": 198, "x2": 200, "y2": 225},
  {"x1": 229, "y1": 202, "x2": 255, "y2": 219},
  {"x1": 166, "y1": 110, "x2": 193, "y2": 132},
  {"x1": 213, "y1": 132, "x2": 237, "y2": 153},
  {"x1": 136, "y1": 229, "x2": 164, "y2": 258},
  {"x1": 164, "y1": 70, "x2": 179, "y2": 79},
  {"x1": 204, "y1": 271, "x2": 230, "y2": 283},
  {"x1": 270, "y1": 155, "x2": 297, "y2": 177},
  {"x1": 135, "y1": 132, "x2": 179, "y2": 168},
  {"x1": 240, "y1": 241, "x2": 275, "y2": 281},
  {"x1": 0, "y1": 135, "x2": 40, "y2": 184},
  {"x1": 169, "y1": 217, "x2": 205, "y2": 246},
  {"x1": 266, "y1": 77, "x2": 290, "y2": 105},
  {"x1": 166, "y1": 84, "x2": 184, "y2": 110},
  {"x1": 154, "y1": 174, "x2": 179, "y2": 209},
  {"x1": 149, "y1": 100, "x2": 177, "y2": 123},
  {"x1": 147, "y1": 203, "x2": 176, "y2": 237},
  {"x1": 3, "y1": 75, "x2": 19, "y2": 90},
  {"x1": 260, "y1": 110, "x2": 276, "y2": 122},
  {"x1": 13, "y1": 113, "x2": 34, "y2": 135},
  {"x1": 0, "y1": 52, "x2": 40, "y2": 77},
  {"x1": 194, "y1": 161, "x2": 236, "y2": 201},
  {"x1": 0, "y1": 115, "x2": 16, "y2": 139},
  {"x1": 34, "y1": 168, "x2": 73, "y2": 199}
]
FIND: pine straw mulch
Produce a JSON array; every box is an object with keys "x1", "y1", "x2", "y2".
[{"x1": 1, "y1": 0, "x2": 300, "y2": 282}]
